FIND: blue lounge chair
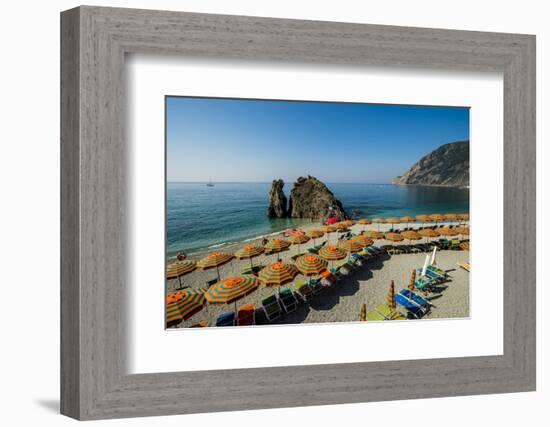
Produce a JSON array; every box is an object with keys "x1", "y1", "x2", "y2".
[
  {"x1": 397, "y1": 289, "x2": 432, "y2": 318},
  {"x1": 216, "y1": 311, "x2": 236, "y2": 326}
]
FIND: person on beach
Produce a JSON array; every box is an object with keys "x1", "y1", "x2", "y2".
[
  {"x1": 176, "y1": 252, "x2": 187, "y2": 261},
  {"x1": 261, "y1": 238, "x2": 268, "y2": 246}
]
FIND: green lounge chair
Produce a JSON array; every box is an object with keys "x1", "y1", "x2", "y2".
[
  {"x1": 366, "y1": 304, "x2": 406, "y2": 321},
  {"x1": 261, "y1": 295, "x2": 282, "y2": 321},
  {"x1": 279, "y1": 288, "x2": 298, "y2": 313},
  {"x1": 295, "y1": 282, "x2": 313, "y2": 301}
]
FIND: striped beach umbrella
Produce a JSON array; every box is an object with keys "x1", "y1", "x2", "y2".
[
  {"x1": 364, "y1": 230, "x2": 384, "y2": 240},
  {"x1": 321, "y1": 225, "x2": 337, "y2": 243},
  {"x1": 408, "y1": 269, "x2": 416, "y2": 291},
  {"x1": 288, "y1": 234, "x2": 311, "y2": 255},
  {"x1": 454, "y1": 226, "x2": 470, "y2": 237},
  {"x1": 359, "y1": 303, "x2": 367, "y2": 321},
  {"x1": 334, "y1": 222, "x2": 348, "y2": 230},
  {"x1": 338, "y1": 239, "x2": 363, "y2": 253},
  {"x1": 429, "y1": 213, "x2": 445, "y2": 226},
  {"x1": 197, "y1": 252, "x2": 234, "y2": 281},
  {"x1": 287, "y1": 229, "x2": 306, "y2": 238},
  {"x1": 385, "y1": 232, "x2": 404, "y2": 243},
  {"x1": 342, "y1": 220, "x2": 355, "y2": 227},
  {"x1": 444, "y1": 213, "x2": 458, "y2": 222},
  {"x1": 387, "y1": 280, "x2": 396, "y2": 310},
  {"x1": 234, "y1": 245, "x2": 265, "y2": 268},
  {"x1": 205, "y1": 276, "x2": 260, "y2": 311},
  {"x1": 418, "y1": 228, "x2": 440, "y2": 243},
  {"x1": 438, "y1": 227, "x2": 458, "y2": 237},
  {"x1": 460, "y1": 242, "x2": 470, "y2": 251},
  {"x1": 386, "y1": 218, "x2": 401, "y2": 230},
  {"x1": 400, "y1": 230, "x2": 421, "y2": 242},
  {"x1": 295, "y1": 254, "x2": 328, "y2": 276},
  {"x1": 264, "y1": 239, "x2": 291, "y2": 261},
  {"x1": 318, "y1": 245, "x2": 347, "y2": 267},
  {"x1": 259, "y1": 262, "x2": 299, "y2": 289},
  {"x1": 371, "y1": 217, "x2": 386, "y2": 231},
  {"x1": 416, "y1": 214, "x2": 433, "y2": 228},
  {"x1": 166, "y1": 289, "x2": 206, "y2": 326},
  {"x1": 351, "y1": 235, "x2": 374, "y2": 247},
  {"x1": 166, "y1": 260, "x2": 196, "y2": 290},
  {"x1": 458, "y1": 213, "x2": 470, "y2": 225},
  {"x1": 306, "y1": 229, "x2": 325, "y2": 245},
  {"x1": 400, "y1": 215, "x2": 416, "y2": 228}
]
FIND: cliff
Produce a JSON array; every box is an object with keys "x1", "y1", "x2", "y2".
[
  {"x1": 393, "y1": 140, "x2": 469, "y2": 187},
  {"x1": 288, "y1": 176, "x2": 347, "y2": 220},
  {"x1": 267, "y1": 179, "x2": 288, "y2": 218}
]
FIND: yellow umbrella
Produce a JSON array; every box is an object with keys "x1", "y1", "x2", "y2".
[
  {"x1": 258, "y1": 262, "x2": 299, "y2": 289},
  {"x1": 359, "y1": 303, "x2": 367, "y2": 321},
  {"x1": 400, "y1": 230, "x2": 421, "y2": 242},
  {"x1": 371, "y1": 217, "x2": 386, "y2": 231},
  {"x1": 418, "y1": 228, "x2": 440, "y2": 244},
  {"x1": 334, "y1": 222, "x2": 348, "y2": 230},
  {"x1": 454, "y1": 226, "x2": 470, "y2": 237},
  {"x1": 342, "y1": 220, "x2": 355, "y2": 227},
  {"x1": 438, "y1": 227, "x2": 458, "y2": 237},
  {"x1": 386, "y1": 218, "x2": 401, "y2": 231},
  {"x1": 429, "y1": 213, "x2": 445, "y2": 226},
  {"x1": 364, "y1": 230, "x2": 384, "y2": 240},
  {"x1": 288, "y1": 234, "x2": 311, "y2": 255},
  {"x1": 234, "y1": 245, "x2": 265, "y2": 269},
  {"x1": 457, "y1": 213, "x2": 470, "y2": 225},
  {"x1": 295, "y1": 254, "x2": 328, "y2": 276},
  {"x1": 264, "y1": 239, "x2": 291, "y2": 261},
  {"x1": 351, "y1": 235, "x2": 374, "y2": 247},
  {"x1": 197, "y1": 252, "x2": 234, "y2": 281},
  {"x1": 444, "y1": 213, "x2": 458, "y2": 222},
  {"x1": 338, "y1": 239, "x2": 363, "y2": 260},
  {"x1": 321, "y1": 225, "x2": 337, "y2": 243},
  {"x1": 306, "y1": 229, "x2": 325, "y2": 245},
  {"x1": 166, "y1": 260, "x2": 196, "y2": 290},
  {"x1": 400, "y1": 215, "x2": 416, "y2": 229},
  {"x1": 416, "y1": 214, "x2": 433, "y2": 228},
  {"x1": 205, "y1": 276, "x2": 260, "y2": 312},
  {"x1": 318, "y1": 245, "x2": 347, "y2": 268},
  {"x1": 385, "y1": 232, "x2": 404, "y2": 243},
  {"x1": 166, "y1": 289, "x2": 206, "y2": 326}
]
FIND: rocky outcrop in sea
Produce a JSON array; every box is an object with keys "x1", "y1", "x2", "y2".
[
  {"x1": 267, "y1": 179, "x2": 288, "y2": 218},
  {"x1": 288, "y1": 176, "x2": 347, "y2": 220},
  {"x1": 393, "y1": 140, "x2": 469, "y2": 187}
]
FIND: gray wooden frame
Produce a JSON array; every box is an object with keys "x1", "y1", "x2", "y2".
[{"x1": 61, "y1": 5, "x2": 536, "y2": 421}]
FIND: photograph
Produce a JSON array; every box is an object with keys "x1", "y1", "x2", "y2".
[{"x1": 165, "y1": 96, "x2": 471, "y2": 328}]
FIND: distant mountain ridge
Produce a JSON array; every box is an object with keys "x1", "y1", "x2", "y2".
[{"x1": 393, "y1": 140, "x2": 469, "y2": 187}]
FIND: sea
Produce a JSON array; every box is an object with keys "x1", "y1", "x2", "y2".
[{"x1": 166, "y1": 182, "x2": 469, "y2": 257}]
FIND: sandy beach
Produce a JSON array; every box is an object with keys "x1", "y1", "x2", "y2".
[{"x1": 167, "y1": 221, "x2": 470, "y2": 327}]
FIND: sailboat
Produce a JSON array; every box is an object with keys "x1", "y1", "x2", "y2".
[{"x1": 206, "y1": 177, "x2": 214, "y2": 187}]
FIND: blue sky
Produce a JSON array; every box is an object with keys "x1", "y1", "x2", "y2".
[{"x1": 166, "y1": 97, "x2": 469, "y2": 183}]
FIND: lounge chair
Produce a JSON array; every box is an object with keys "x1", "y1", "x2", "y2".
[
  {"x1": 241, "y1": 263, "x2": 264, "y2": 275},
  {"x1": 396, "y1": 289, "x2": 431, "y2": 319},
  {"x1": 414, "y1": 275, "x2": 438, "y2": 293},
  {"x1": 457, "y1": 261, "x2": 470, "y2": 272},
  {"x1": 450, "y1": 239, "x2": 461, "y2": 250},
  {"x1": 261, "y1": 295, "x2": 282, "y2": 321},
  {"x1": 205, "y1": 278, "x2": 217, "y2": 290},
  {"x1": 237, "y1": 304, "x2": 255, "y2": 326},
  {"x1": 427, "y1": 264, "x2": 447, "y2": 277},
  {"x1": 279, "y1": 288, "x2": 298, "y2": 313},
  {"x1": 216, "y1": 311, "x2": 236, "y2": 327},
  {"x1": 367, "y1": 304, "x2": 406, "y2": 320},
  {"x1": 295, "y1": 282, "x2": 314, "y2": 302}
]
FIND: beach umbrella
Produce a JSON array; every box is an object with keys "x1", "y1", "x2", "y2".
[
  {"x1": 358, "y1": 219, "x2": 371, "y2": 233},
  {"x1": 387, "y1": 280, "x2": 396, "y2": 310},
  {"x1": 418, "y1": 228, "x2": 440, "y2": 244},
  {"x1": 416, "y1": 214, "x2": 433, "y2": 228},
  {"x1": 166, "y1": 260, "x2": 196, "y2": 290},
  {"x1": 359, "y1": 303, "x2": 367, "y2": 321},
  {"x1": 197, "y1": 252, "x2": 234, "y2": 281},
  {"x1": 234, "y1": 245, "x2": 265, "y2": 269},
  {"x1": 408, "y1": 270, "x2": 416, "y2": 291},
  {"x1": 286, "y1": 229, "x2": 305, "y2": 238},
  {"x1": 371, "y1": 217, "x2": 386, "y2": 231},
  {"x1": 444, "y1": 213, "x2": 458, "y2": 223},
  {"x1": 385, "y1": 218, "x2": 401, "y2": 231},
  {"x1": 321, "y1": 225, "x2": 337, "y2": 243},
  {"x1": 342, "y1": 220, "x2": 355, "y2": 227},
  {"x1": 385, "y1": 232, "x2": 404, "y2": 243},
  {"x1": 166, "y1": 289, "x2": 206, "y2": 326},
  {"x1": 351, "y1": 235, "x2": 374, "y2": 247},
  {"x1": 429, "y1": 213, "x2": 445, "y2": 226},
  {"x1": 364, "y1": 230, "x2": 384, "y2": 240},
  {"x1": 205, "y1": 276, "x2": 260, "y2": 312},
  {"x1": 306, "y1": 229, "x2": 325, "y2": 245},
  {"x1": 460, "y1": 242, "x2": 470, "y2": 251},
  {"x1": 264, "y1": 239, "x2": 291, "y2": 261},
  {"x1": 258, "y1": 262, "x2": 299, "y2": 292},
  {"x1": 326, "y1": 217, "x2": 339, "y2": 225},
  {"x1": 288, "y1": 234, "x2": 311, "y2": 255},
  {"x1": 400, "y1": 215, "x2": 416, "y2": 229},
  {"x1": 454, "y1": 226, "x2": 470, "y2": 237},
  {"x1": 457, "y1": 213, "x2": 470, "y2": 225},
  {"x1": 430, "y1": 247, "x2": 437, "y2": 265},
  {"x1": 338, "y1": 239, "x2": 363, "y2": 260},
  {"x1": 421, "y1": 254, "x2": 430, "y2": 276},
  {"x1": 295, "y1": 254, "x2": 328, "y2": 276},
  {"x1": 334, "y1": 222, "x2": 348, "y2": 231},
  {"x1": 400, "y1": 230, "x2": 421, "y2": 243},
  {"x1": 438, "y1": 227, "x2": 458, "y2": 237},
  {"x1": 318, "y1": 245, "x2": 347, "y2": 268}
]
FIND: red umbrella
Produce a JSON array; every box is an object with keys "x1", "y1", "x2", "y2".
[{"x1": 326, "y1": 217, "x2": 339, "y2": 225}]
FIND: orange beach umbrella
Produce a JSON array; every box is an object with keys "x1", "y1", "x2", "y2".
[
  {"x1": 364, "y1": 230, "x2": 384, "y2": 240},
  {"x1": 234, "y1": 245, "x2": 264, "y2": 268},
  {"x1": 401, "y1": 230, "x2": 421, "y2": 242},
  {"x1": 288, "y1": 234, "x2": 311, "y2": 255},
  {"x1": 166, "y1": 289, "x2": 206, "y2": 326},
  {"x1": 295, "y1": 254, "x2": 328, "y2": 276},
  {"x1": 258, "y1": 262, "x2": 299, "y2": 288},
  {"x1": 438, "y1": 227, "x2": 458, "y2": 237},
  {"x1": 166, "y1": 260, "x2": 196, "y2": 290},
  {"x1": 197, "y1": 252, "x2": 234, "y2": 281},
  {"x1": 318, "y1": 245, "x2": 347, "y2": 267},
  {"x1": 359, "y1": 303, "x2": 367, "y2": 321},
  {"x1": 306, "y1": 229, "x2": 325, "y2": 245},
  {"x1": 205, "y1": 276, "x2": 260, "y2": 311},
  {"x1": 408, "y1": 270, "x2": 416, "y2": 291},
  {"x1": 264, "y1": 239, "x2": 291, "y2": 261},
  {"x1": 385, "y1": 232, "x2": 404, "y2": 243},
  {"x1": 387, "y1": 280, "x2": 396, "y2": 310},
  {"x1": 351, "y1": 235, "x2": 374, "y2": 247}
]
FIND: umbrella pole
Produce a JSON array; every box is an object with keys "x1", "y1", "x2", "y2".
[
  {"x1": 216, "y1": 265, "x2": 220, "y2": 281},
  {"x1": 177, "y1": 275, "x2": 183, "y2": 290}
]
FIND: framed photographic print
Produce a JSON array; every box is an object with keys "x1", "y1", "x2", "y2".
[{"x1": 61, "y1": 6, "x2": 536, "y2": 420}]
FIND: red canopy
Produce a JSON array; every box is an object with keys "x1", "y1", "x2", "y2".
[{"x1": 326, "y1": 217, "x2": 339, "y2": 225}]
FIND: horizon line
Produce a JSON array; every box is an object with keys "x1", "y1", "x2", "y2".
[{"x1": 167, "y1": 181, "x2": 394, "y2": 185}]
